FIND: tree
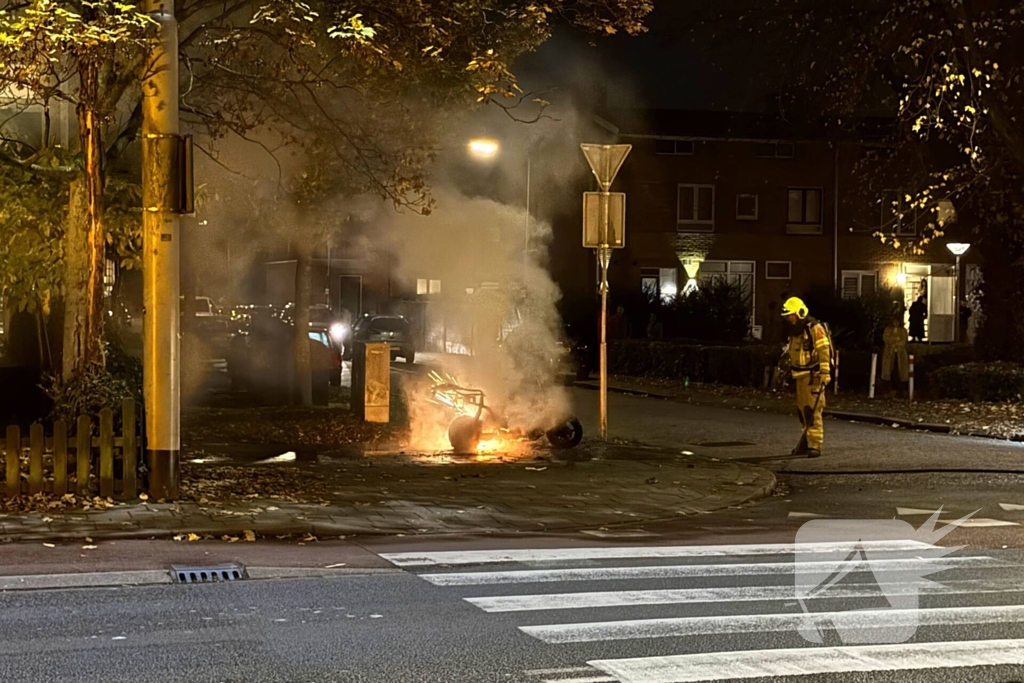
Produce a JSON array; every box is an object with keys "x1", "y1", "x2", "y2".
[
  {"x1": 0, "y1": 0, "x2": 153, "y2": 377},
  {"x1": 0, "y1": 0, "x2": 654, "y2": 402},
  {"x1": 686, "y1": 0, "x2": 1024, "y2": 358}
]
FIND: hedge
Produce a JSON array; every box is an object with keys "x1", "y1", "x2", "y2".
[
  {"x1": 931, "y1": 362, "x2": 1024, "y2": 402},
  {"x1": 609, "y1": 340, "x2": 780, "y2": 388},
  {"x1": 610, "y1": 340, "x2": 977, "y2": 394}
]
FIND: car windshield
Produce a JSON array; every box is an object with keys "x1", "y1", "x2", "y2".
[{"x1": 369, "y1": 318, "x2": 407, "y2": 334}]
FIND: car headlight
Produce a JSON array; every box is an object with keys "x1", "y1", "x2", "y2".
[{"x1": 330, "y1": 322, "x2": 348, "y2": 342}]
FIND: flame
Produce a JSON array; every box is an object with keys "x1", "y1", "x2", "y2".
[{"x1": 475, "y1": 437, "x2": 506, "y2": 454}]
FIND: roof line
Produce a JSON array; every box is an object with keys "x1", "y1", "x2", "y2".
[{"x1": 616, "y1": 132, "x2": 891, "y2": 147}]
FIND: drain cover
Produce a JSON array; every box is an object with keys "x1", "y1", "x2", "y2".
[
  {"x1": 171, "y1": 563, "x2": 246, "y2": 584},
  {"x1": 697, "y1": 441, "x2": 756, "y2": 447}
]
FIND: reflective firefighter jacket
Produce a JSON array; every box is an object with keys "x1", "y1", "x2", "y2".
[{"x1": 788, "y1": 320, "x2": 832, "y2": 380}]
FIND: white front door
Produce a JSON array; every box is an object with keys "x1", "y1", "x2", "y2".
[{"x1": 928, "y1": 264, "x2": 955, "y2": 343}]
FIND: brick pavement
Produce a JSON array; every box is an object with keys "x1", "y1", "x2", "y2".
[{"x1": 0, "y1": 445, "x2": 775, "y2": 542}]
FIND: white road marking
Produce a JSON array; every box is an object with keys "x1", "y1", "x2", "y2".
[
  {"x1": 381, "y1": 540, "x2": 935, "y2": 567},
  {"x1": 580, "y1": 530, "x2": 658, "y2": 538},
  {"x1": 787, "y1": 512, "x2": 826, "y2": 518},
  {"x1": 543, "y1": 678, "x2": 616, "y2": 683},
  {"x1": 590, "y1": 639, "x2": 1024, "y2": 683},
  {"x1": 1000, "y1": 503, "x2": 1024, "y2": 511},
  {"x1": 525, "y1": 667, "x2": 598, "y2": 676},
  {"x1": 418, "y1": 555, "x2": 997, "y2": 586},
  {"x1": 466, "y1": 578, "x2": 1022, "y2": 613},
  {"x1": 896, "y1": 507, "x2": 942, "y2": 515},
  {"x1": 520, "y1": 604, "x2": 1024, "y2": 643},
  {"x1": 940, "y1": 517, "x2": 1019, "y2": 527}
]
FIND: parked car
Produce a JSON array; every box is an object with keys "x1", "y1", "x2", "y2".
[{"x1": 344, "y1": 315, "x2": 415, "y2": 363}]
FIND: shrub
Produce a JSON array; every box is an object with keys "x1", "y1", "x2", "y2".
[
  {"x1": 930, "y1": 362, "x2": 1024, "y2": 402},
  {"x1": 42, "y1": 340, "x2": 143, "y2": 426},
  {"x1": 622, "y1": 279, "x2": 751, "y2": 343},
  {"x1": 609, "y1": 340, "x2": 780, "y2": 387},
  {"x1": 803, "y1": 284, "x2": 903, "y2": 352}
]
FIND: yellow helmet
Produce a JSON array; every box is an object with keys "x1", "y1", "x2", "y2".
[{"x1": 781, "y1": 296, "x2": 809, "y2": 319}]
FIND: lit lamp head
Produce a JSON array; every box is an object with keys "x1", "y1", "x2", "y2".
[
  {"x1": 946, "y1": 242, "x2": 970, "y2": 257},
  {"x1": 467, "y1": 138, "x2": 500, "y2": 160},
  {"x1": 896, "y1": 271, "x2": 907, "y2": 287}
]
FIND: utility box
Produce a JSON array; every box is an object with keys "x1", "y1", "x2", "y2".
[{"x1": 351, "y1": 341, "x2": 390, "y2": 423}]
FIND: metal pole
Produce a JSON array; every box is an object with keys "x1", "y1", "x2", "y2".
[
  {"x1": 909, "y1": 354, "x2": 915, "y2": 403},
  {"x1": 142, "y1": 0, "x2": 180, "y2": 500},
  {"x1": 525, "y1": 157, "x2": 531, "y2": 272},
  {"x1": 598, "y1": 246, "x2": 611, "y2": 441},
  {"x1": 868, "y1": 353, "x2": 877, "y2": 399},
  {"x1": 954, "y1": 254, "x2": 961, "y2": 344}
]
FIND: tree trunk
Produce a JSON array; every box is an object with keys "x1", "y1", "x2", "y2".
[
  {"x1": 293, "y1": 246, "x2": 313, "y2": 407},
  {"x1": 62, "y1": 78, "x2": 106, "y2": 380},
  {"x1": 62, "y1": 175, "x2": 104, "y2": 378}
]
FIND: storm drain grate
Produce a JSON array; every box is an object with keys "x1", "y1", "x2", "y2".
[
  {"x1": 171, "y1": 563, "x2": 246, "y2": 584},
  {"x1": 696, "y1": 441, "x2": 756, "y2": 448}
]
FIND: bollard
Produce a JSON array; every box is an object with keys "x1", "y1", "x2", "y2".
[
  {"x1": 869, "y1": 352, "x2": 877, "y2": 399},
  {"x1": 909, "y1": 353, "x2": 915, "y2": 404},
  {"x1": 834, "y1": 349, "x2": 840, "y2": 395}
]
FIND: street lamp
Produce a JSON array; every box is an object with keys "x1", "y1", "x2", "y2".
[
  {"x1": 467, "y1": 138, "x2": 500, "y2": 160},
  {"x1": 467, "y1": 138, "x2": 529, "y2": 270},
  {"x1": 946, "y1": 242, "x2": 970, "y2": 343}
]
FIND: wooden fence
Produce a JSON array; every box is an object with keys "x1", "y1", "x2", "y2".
[{"x1": 2, "y1": 399, "x2": 139, "y2": 500}]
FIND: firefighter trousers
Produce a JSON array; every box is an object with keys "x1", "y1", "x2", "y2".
[{"x1": 795, "y1": 375, "x2": 826, "y2": 450}]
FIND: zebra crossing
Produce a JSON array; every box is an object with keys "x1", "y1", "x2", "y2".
[{"x1": 381, "y1": 540, "x2": 1024, "y2": 682}]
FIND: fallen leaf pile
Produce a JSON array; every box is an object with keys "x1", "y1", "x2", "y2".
[
  {"x1": 0, "y1": 493, "x2": 120, "y2": 514},
  {"x1": 182, "y1": 405, "x2": 405, "y2": 448},
  {"x1": 181, "y1": 463, "x2": 337, "y2": 504}
]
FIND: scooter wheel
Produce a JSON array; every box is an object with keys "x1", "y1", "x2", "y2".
[
  {"x1": 546, "y1": 417, "x2": 583, "y2": 450},
  {"x1": 449, "y1": 416, "x2": 483, "y2": 453}
]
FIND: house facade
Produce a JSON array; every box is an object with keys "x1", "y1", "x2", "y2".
[{"x1": 582, "y1": 110, "x2": 981, "y2": 345}]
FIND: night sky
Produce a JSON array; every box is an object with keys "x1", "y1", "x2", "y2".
[{"x1": 516, "y1": 2, "x2": 782, "y2": 112}]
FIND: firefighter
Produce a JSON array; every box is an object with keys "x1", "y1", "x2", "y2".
[{"x1": 782, "y1": 297, "x2": 833, "y2": 458}]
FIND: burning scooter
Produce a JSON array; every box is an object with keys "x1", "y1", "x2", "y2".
[{"x1": 428, "y1": 371, "x2": 584, "y2": 453}]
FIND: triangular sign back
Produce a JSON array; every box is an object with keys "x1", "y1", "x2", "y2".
[{"x1": 581, "y1": 144, "x2": 632, "y2": 190}]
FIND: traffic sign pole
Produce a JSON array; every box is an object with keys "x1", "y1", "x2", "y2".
[{"x1": 580, "y1": 144, "x2": 632, "y2": 441}]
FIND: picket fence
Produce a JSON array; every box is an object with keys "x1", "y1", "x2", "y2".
[{"x1": 2, "y1": 399, "x2": 140, "y2": 500}]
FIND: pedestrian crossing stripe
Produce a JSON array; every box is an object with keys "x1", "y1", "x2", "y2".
[
  {"x1": 380, "y1": 540, "x2": 935, "y2": 567},
  {"x1": 467, "y1": 577, "x2": 1021, "y2": 613},
  {"x1": 589, "y1": 639, "x2": 1024, "y2": 683},
  {"x1": 520, "y1": 603, "x2": 1024, "y2": 644},
  {"x1": 388, "y1": 541, "x2": 1017, "y2": 682},
  {"x1": 417, "y1": 554, "x2": 998, "y2": 587}
]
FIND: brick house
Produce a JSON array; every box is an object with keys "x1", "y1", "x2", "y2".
[{"x1": 576, "y1": 109, "x2": 981, "y2": 345}]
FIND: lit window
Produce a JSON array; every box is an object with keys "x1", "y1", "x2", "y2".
[
  {"x1": 103, "y1": 258, "x2": 115, "y2": 298},
  {"x1": 416, "y1": 279, "x2": 428, "y2": 295},
  {"x1": 429, "y1": 279, "x2": 441, "y2": 294}
]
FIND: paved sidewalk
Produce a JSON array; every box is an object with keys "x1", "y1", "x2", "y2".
[{"x1": 0, "y1": 444, "x2": 775, "y2": 542}]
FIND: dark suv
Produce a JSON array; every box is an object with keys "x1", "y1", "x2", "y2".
[{"x1": 344, "y1": 315, "x2": 415, "y2": 364}]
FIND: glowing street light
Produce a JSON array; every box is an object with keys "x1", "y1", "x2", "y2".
[
  {"x1": 467, "y1": 138, "x2": 500, "y2": 160},
  {"x1": 946, "y1": 242, "x2": 971, "y2": 344},
  {"x1": 467, "y1": 137, "x2": 529, "y2": 270}
]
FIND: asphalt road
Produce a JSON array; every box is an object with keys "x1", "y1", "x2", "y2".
[
  {"x1": 3, "y1": 364, "x2": 1022, "y2": 681},
  {"x1": 3, "y1": 539, "x2": 1024, "y2": 682},
  {"x1": 568, "y1": 387, "x2": 1024, "y2": 473}
]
